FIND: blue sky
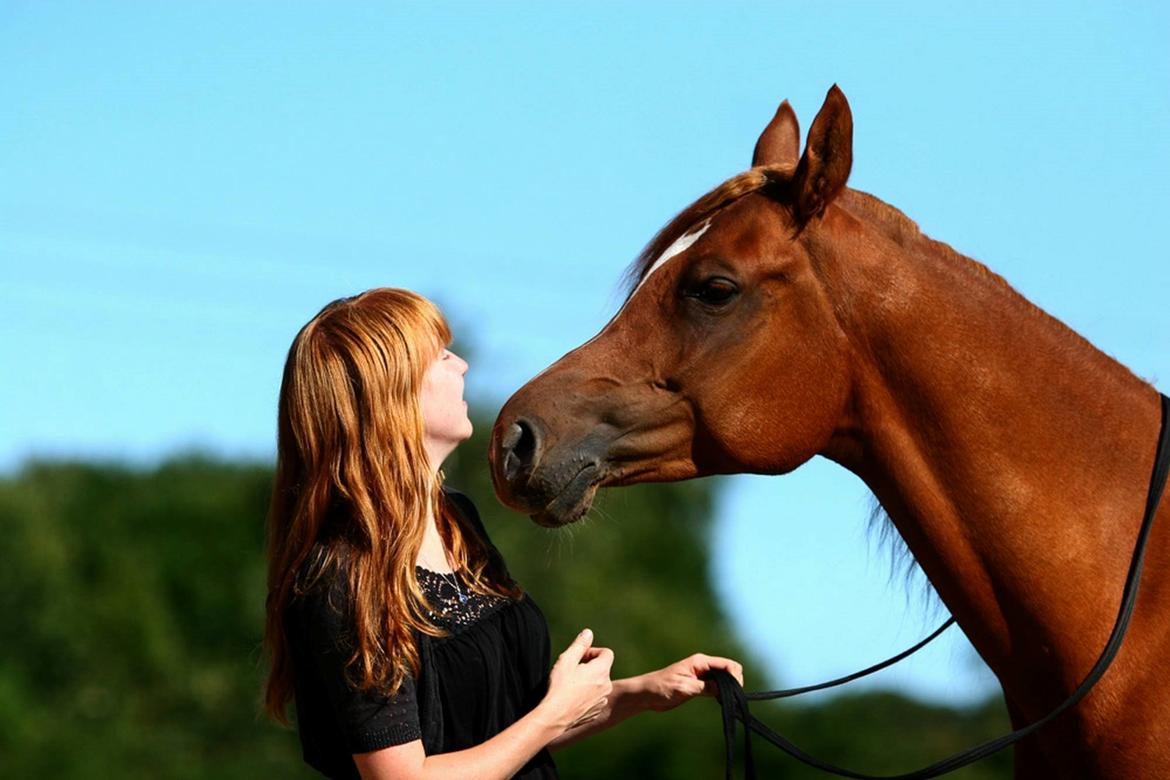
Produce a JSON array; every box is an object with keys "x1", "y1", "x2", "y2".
[{"x1": 3, "y1": 2, "x2": 1167, "y2": 705}]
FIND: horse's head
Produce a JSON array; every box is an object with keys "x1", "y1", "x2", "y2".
[{"x1": 491, "y1": 86, "x2": 859, "y2": 526}]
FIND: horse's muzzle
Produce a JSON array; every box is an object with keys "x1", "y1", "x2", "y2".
[{"x1": 490, "y1": 414, "x2": 608, "y2": 525}]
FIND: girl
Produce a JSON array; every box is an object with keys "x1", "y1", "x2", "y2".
[{"x1": 263, "y1": 288, "x2": 742, "y2": 779}]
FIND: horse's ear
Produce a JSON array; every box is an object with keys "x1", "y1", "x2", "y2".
[
  {"x1": 752, "y1": 99, "x2": 800, "y2": 168},
  {"x1": 793, "y1": 85, "x2": 853, "y2": 223}
]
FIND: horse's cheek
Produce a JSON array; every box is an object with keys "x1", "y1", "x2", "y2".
[{"x1": 720, "y1": 341, "x2": 849, "y2": 472}]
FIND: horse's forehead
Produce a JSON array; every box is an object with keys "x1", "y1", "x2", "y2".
[
  {"x1": 633, "y1": 221, "x2": 712, "y2": 294},
  {"x1": 581, "y1": 197, "x2": 778, "y2": 356}
]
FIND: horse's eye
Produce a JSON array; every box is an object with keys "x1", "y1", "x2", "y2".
[{"x1": 690, "y1": 277, "x2": 739, "y2": 306}]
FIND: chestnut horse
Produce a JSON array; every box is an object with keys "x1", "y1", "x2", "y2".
[{"x1": 488, "y1": 86, "x2": 1169, "y2": 778}]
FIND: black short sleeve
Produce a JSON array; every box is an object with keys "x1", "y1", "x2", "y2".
[{"x1": 289, "y1": 565, "x2": 422, "y2": 757}]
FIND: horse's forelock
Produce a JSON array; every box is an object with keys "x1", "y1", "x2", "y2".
[{"x1": 621, "y1": 165, "x2": 797, "y2": 299}]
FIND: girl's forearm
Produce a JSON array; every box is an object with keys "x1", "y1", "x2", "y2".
[
  {"x1": 421, "y1": 703, "x2": 563, "y2": 780},
  {"x1": 358, "y1": 703, "x2": 564, "y2": 780},
  {"x1": 547, "y1": 675, "x2": 653, "y2": 752}
]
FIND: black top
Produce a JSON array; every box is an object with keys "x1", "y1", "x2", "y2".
[{"x1": 286, "y1": 490, "x2": 558, "y2": 779}]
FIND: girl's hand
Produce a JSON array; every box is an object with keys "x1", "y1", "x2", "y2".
[
  {"x1": 540, "y1": 629, "x2": 615, "y2": 730},
  {"x1": 641, "y1": 654, "x2": 744, "y2": 712}
]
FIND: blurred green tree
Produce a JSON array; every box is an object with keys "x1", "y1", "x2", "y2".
[{"x1": 0, "y1": 405, "x2": 1012, "y2": 778}]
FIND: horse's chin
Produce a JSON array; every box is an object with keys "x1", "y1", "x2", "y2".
[
  {"x1": 529, "y1": 470, "x2": 600, "y2": 528},
  {"x1": 531, "y1": 504, "x2": 588, "y2": 528}
]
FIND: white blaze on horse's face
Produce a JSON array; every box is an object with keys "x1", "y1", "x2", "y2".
[
  {"x1": 624, "y1": 220, "x2": 712, "y2": 309},
  {"x1": 527, "y1": 220, "x2": 714, "y2": 385}
]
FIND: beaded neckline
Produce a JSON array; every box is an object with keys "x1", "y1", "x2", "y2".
[{"x1": 415, "y1": 566, "x2": 508, "y2": 632}]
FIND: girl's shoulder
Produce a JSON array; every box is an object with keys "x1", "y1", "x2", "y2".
[
  {"x1": 289, "y1": 546, "x2": 353, "y2": 629},
  {"x1": 442, "y1": 486, "x2": 493, "y2": 545},
  {"x1": 442, "y1": 485, "x2": 480, "y2": 520}
]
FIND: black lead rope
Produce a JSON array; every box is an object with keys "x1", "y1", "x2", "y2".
[
  {"x1": 709, "y1": 392, "x2": 1170, "y2": 780},
  {"x1": 745, "y1": 617, "x2": 956, "y2": 702}
]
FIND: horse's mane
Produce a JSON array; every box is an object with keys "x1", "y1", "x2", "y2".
[
  {"x1": 867, "y1": 498, "x2": 941, "y2": 611},
  {"x1": 841, "y1": 188, "x2": 998, "y2": 283},
  {"x1": 841, "y1": 188, "x2": 1131, "y2": 383}
]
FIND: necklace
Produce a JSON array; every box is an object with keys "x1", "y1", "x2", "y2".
[
  {"x1": 436, "y1": 568, "x2": 469, "y2": 605},
  {"x1": 420, "y1": 554, "x2": 469, "y2": 606},
  {"x1": 420, "y1": 515, "x2": 467, "y2": 605}
]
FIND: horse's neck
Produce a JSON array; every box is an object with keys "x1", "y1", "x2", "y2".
[{"x1": 819, "y1": 196, "x2": 1163, "y2": 709}]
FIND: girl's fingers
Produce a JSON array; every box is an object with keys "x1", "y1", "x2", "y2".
[{"x1": 558, "y1": 628, "x2": 594, "y2": 665}]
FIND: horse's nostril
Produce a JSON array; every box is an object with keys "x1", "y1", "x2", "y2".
[
  {"x1": 502, "y1": 422, "x2": 523, "y2": 452},
  {"x1": 503, "y1": 419, "x2": 541, "y2": 483},
  {"x1": 512, "y1": 420, "x2": 537, "y2": 462}
]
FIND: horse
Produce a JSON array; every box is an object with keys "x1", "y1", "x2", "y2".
[{"x1": 487, "y1": 86, "x2": 1170, "y2": 778}]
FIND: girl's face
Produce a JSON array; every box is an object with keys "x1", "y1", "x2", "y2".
[{"x1": 420, "y1": 347, "x2": 473, "y2": 467}]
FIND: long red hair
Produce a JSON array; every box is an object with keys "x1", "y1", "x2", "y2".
[{"x1": 263, "y1": 288, "x2": 516, "y2": 725}]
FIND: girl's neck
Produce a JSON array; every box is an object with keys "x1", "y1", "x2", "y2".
[{"x1": 416, "y1": 506, "x2": 457, "y2": 573}]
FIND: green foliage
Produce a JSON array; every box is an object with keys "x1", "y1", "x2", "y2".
[
  {"x1": 0, "y1": 407, "x2": 1013, "y2": 778},
  {"x1": 0, "y1": 455, "x2": 300, "y2": 779}
]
